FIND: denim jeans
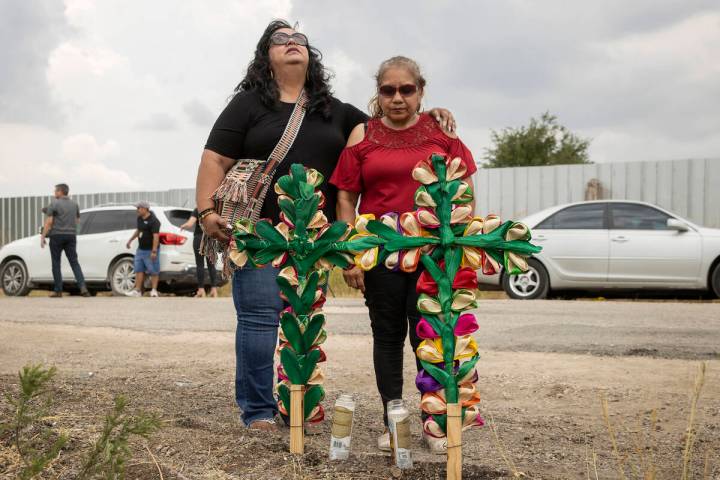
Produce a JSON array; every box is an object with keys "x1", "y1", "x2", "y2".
[
  {"x1": 49, "y1": 234, "x2": 86, "y2": 292},
  {"x1": 232, "y1": 265, "x2": 282, "y2": 426}
]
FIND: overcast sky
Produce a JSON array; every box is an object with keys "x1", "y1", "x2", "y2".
[{"x1": 1, "y1": 0, "x2": 719, "y2": 196}]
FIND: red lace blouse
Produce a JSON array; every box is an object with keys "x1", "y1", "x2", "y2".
[{"x1": 330, "y1": 113, "x2": 477, "y2": 218}]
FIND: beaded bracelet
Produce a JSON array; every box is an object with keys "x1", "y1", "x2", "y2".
[{"x1": 198, "y1": 208, "x2": 216, "y2": 221}]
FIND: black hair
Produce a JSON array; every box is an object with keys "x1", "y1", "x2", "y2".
[
  {"x1": 234, "y1": 20, "x2": 333, "y2": 119},
  {"x1": 55, "y1": 183, "x2": 69, "y2": 196}
]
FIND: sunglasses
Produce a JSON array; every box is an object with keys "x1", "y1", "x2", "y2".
[
  {"x1": 270, "y1": 32, "x2": 309, "y2": 47},
  {"x1": 378, "y1": 84, "x2": 418, "y2": 98}
]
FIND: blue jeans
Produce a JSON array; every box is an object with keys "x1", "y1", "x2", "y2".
[
  {"x1": 232, "y1": 266, "x2": 282, "y2": 426},
  {"x1": 49, "y1": 234, "x2": 86, "y2": 292},
  {"x1": 134, "y1": 248, "x2": 160, "y2": 275}
]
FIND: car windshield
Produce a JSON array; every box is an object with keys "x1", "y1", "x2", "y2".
[{"x1": 164, "y1": 209, "x2": 192, "y2": 228}]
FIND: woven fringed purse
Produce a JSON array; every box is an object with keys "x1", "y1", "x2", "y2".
[{"x1": 201, "y1": 91, "x2": 308, "y2": 273}]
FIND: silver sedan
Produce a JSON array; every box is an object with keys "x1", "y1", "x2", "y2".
[{"x1": 478, "y1": 200, "x2": 720, "y2": 299}]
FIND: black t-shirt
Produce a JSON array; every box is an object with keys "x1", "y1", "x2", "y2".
[
  {"x1": 137, "y1": 212, "x2": 161, "y2": 250},
  {"x1": 191, "y1": 208, "x2": 203, "y2": 236},
  {"x1": 204, "y1": 90, "x2": 368, "y2": 222}
]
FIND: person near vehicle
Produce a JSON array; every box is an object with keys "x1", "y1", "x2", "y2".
[
  {"x1": 196, "y1": 20, "x2": 456, "y2": 431},
  {"x1": 180, "y1": 208, "x2": 219, "y2": 298},
  {"x1": 330, "y1": 56, "x2": 477, "y2": 453},
  {"x1": 40, "y1": 183, "x2": 90, "y2": 298},
  {"x1": 125, "y1": 201, "x2": 161, "y2": 297}
]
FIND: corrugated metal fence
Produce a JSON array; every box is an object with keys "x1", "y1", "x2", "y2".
[
  {"x1": 2, "y1": 158, "x2": 718, "y2": 246},
  {"x1": 475, "y1": 158, "x2": 720, "y2": 228},
  {"x1": 0, "y1": 189, "x2": 195, "y2": 246}
]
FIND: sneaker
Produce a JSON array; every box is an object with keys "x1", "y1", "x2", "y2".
[
  {"x1": 80, "y1": 287, "x2": 92, "y2": 297},
  {"x1": 150, "y1": 289, "x2": 159, "y2": 298},
  {"x1": 196, "y1": 288, "x2": 206, "y2": 298},
  {"x1": 423, "y1": 431, "x2": 447, "y2": 454},
  {"x1": 248, "y1": 418, "x2": 278, "y2": 432},
  {"x1": 377, "y1": 429, "x2": 391, "y2": 452},
  {"x1": 49, "y1": 291, "x2": 62, "y2": 298},
  {"x1": 125, "y1": 290, "x2": 142, "y2": 297}
]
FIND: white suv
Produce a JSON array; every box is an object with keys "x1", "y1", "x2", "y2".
[{"x1": 0, "y1": 205, "x2": 218, "y2": 296}]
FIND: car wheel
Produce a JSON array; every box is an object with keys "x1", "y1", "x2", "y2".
[
  {"x1": 711, "y1": 262, "x2": 720, "y2": 298},
  {"x1": 502, "y1": 258, "x2": 550, "y2": 300},
  {"x1": 1, "y1": 259, "x2": 32, "y2": 296},
  {"x1": 110, "y1": 257, "x2": 136, "y2": 296}
]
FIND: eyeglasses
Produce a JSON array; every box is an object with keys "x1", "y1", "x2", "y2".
[
  {"x1": 378, "y1": 84, "x2": 418, "y2": 98},
  {"x1": 270, "y1": 32, "x2": 309, "y2": 47}
]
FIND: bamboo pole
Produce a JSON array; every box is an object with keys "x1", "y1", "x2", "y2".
[
  {"x1": 447, "y1": 403, "x2": 462, "y2": 480},
  {"x1": 290, "y1": 384, "x2": 304, "y2": 454}
]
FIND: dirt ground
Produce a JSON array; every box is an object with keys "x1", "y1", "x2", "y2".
[{"x1": 0, "y1": 297, "x2": 718, "y2": 479}]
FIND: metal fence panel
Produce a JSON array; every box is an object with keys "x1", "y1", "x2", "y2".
[{"x1": 472, "y1": 158, "x2": 720, "y2": 228}]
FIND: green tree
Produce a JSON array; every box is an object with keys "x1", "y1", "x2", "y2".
[{"x1": 483, "y1": 112, "x2": 591, "y2": 168}]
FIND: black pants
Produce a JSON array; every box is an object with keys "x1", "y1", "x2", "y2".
[
  {"x1": 364, "y1": 266, "x2": 423, "y2": 425},
  {"x1": 193, "y1": 234, "x2": 218, "y2": 288},
  {"x1": 49, "y1": 234, "x2": 86, "y2": 292}
]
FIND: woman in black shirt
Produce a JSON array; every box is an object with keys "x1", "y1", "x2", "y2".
[{"x1": 196, "y1": 19, "x2": 455, "y2": 431}]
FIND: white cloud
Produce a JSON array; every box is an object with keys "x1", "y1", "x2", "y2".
[{"x1": 0, "y1": 127, "x2": 139, "y2": 195}]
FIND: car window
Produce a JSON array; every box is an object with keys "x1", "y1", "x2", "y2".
[
  {"x1": 78, "y1": 212, "x2": 93, "y2": 235},
  {"x1": 164, "y1": 209, "x2": 192, "y2": 228},
  {"x1": 84, "y1": 210, "x2": 137, "y2": 235},
  {"x1": 610, "y1": 203, "x2": 671, "y2": 230},
  {"x1": 536, "y1": 203, "x2": 607, "y2": 229}
]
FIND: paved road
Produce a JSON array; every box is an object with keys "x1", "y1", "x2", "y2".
[{"x1": 1, "y1": 297, "x2": 718, "y2": 359}]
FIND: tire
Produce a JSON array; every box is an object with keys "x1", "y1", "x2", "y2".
[
  {"x1": 710, "y1": 262, "x2": 720, "y2": 298},
  {"x1": 1, "y1": 259, "x2": 32, "y2": 296},
  {"x1": 502, "y1": 258, "x2": 550, "y2": 300},
  {"x1": 109, "y1": 257, "x2": 136, "y2": 296}
]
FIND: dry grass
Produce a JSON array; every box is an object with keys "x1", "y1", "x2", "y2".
[{"x1": 600, "y1": 362, "x2": 711, "y2": 480}]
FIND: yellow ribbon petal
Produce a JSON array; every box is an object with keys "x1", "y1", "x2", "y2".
[
  {"x1": 462, "y1": 246, "x2": 483, "y2": 270},
  {"x1": 355, "y1": 247, "x2": 379, "y2": 271},
  {"x1": 305, "y1": 168, "x2": 324, "y2": 187},
  {"x1": 354, "y1": 214, "x2": 376, "y2": 234},
  {"x1": 464, "y1": 217, "x2": 484, "y2": 236},
  {"x1": 453, "y1": 335, "x2": 478, "y2": 360},
  {"x1": 275, "y1": 222, "x2": 291, "y2": 240},
  {"x1": 416, "y1": 338, "x2": 444, "y2": 363}
]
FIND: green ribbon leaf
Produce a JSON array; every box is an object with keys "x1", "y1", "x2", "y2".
[
  {"x1": 280, "y1": 347, "x2": 303, "y2": 385},
  {"x1": 303, "y1": 314, "x2": 325, "y2": 352},
  {"x1": 280, "y1": 312, "x2": 304, "y2": 353},
  {"x1": 420, "y1": 359, "x2": 452, "y2": 389},
  {"x1": 304, "y1": 385, "x2": 325, "y2": 419}
]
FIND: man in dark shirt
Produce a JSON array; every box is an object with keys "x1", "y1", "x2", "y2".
[
  {"x1": 40, "y1": 183, "x2": 90, "y2": 297},
  {"x1": 125, "y1": 201, "x2": 161, "y2": 297}
]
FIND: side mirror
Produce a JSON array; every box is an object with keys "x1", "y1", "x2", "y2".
[{"x1": 667, "y1": 218, "x2": 689, "y2": 232}]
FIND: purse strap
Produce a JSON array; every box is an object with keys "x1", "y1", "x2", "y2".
[{"x1": 261, "y1": 90, "x2": 309, "y2": 176}]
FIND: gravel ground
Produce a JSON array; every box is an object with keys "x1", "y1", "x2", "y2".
[{"x1": 0, "y1": 297, "x2": 718, "y2": 479}]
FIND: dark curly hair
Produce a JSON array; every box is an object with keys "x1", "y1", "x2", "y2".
[{"x1": 234, "y1": 20, "x2": 334, "y2": 119}]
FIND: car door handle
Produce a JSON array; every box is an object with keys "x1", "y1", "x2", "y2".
[
  {"x1": 534, "y1": 235, "x2": 547, "y2": 242},
  {"x1": 611, "y1": 236, "x2": 629, "y2": 243},
  {"x1": 108, "y1": 239, "x2": 120, "y2": 243}
]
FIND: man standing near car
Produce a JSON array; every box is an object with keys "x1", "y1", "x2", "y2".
[
  {"x1": 40, "y1": 183, "x2": 90, "y2": 298},
  {"x1": 125, "y1": 201, "x2": 161, "y2": 297}
]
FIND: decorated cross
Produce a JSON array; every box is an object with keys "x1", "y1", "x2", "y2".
[{"x1": 229, "y1": 156, "x2": 541, "y2": 476}]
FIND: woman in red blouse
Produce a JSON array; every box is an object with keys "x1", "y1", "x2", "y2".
[{"x1": 330, "y1": 56, "x2": 477, "y2": 453}]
